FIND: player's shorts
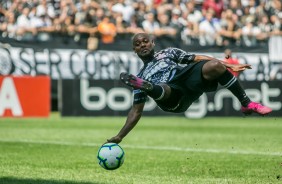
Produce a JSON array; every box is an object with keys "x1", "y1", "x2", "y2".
[{"x1": 157, "y1": 60, "x2": 218, "y2": 113}]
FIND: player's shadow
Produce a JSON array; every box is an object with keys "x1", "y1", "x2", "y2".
[{"x1": 0, "y1": 177, "x2": 106, "y2": 184}]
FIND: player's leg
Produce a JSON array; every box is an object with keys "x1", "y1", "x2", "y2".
[
  {"x1": 202, "y1": 60, "x2": 272, "y2": 115},
  {"x1": 202, "y1": 60, "x2": 250, "y2": 106},
  {"x1": 120, "y1": 72, "x2": 201, "y2": 113},
  {"x1": 120, "y1": 72, "x2": 171, "y2": 101}
]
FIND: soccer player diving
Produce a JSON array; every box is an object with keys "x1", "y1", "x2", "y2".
[{"x1": 107, "y1": 32, "x2": 272, "y2": 144}]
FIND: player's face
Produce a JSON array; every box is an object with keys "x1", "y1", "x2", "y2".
[{"x1": 133, "y1": 34, "x2": 154, "y2": 58}]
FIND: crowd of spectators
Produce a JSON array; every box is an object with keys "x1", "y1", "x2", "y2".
[{"x1": 0, "y1": 0, "x2": 281, "y2": 48}]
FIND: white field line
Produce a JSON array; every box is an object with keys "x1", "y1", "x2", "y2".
[{"x1": 0, "y1": 139, "x2": 281, "y2": 156}]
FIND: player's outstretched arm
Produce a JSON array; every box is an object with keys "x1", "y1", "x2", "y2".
[{"x1": 107, "y1": 103, "x2": 145, "y2": 144}]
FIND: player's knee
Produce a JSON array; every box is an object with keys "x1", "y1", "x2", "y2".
[
  {"x1": 208, "y1": 60, "x2": 225, "y2": 74},
  {"x1": 203, "y1": 60, "x2": 226, "y2": 80},
  {"x1": 212, "y1": 60, "x2": 225, "y2": 69}
]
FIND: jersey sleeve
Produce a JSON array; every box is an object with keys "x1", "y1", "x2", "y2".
[
  {"x1": 133, "y1": 89, "x2": 147, "y2": 104},
  {"x1": 172, "y1": 48, "x2": 195, "y2": 64}
]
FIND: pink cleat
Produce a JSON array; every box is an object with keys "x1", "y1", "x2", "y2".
[
  {"x1": 241, "y1": 102, "x2": 272, "y2": 115},
  {"x1": 120, "y1": 72, "x2": 153, "y2": 91}
]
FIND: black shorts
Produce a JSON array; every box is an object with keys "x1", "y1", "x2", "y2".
[{"x1": 157, "y1": 60, "x2": 218, "y2": 113}]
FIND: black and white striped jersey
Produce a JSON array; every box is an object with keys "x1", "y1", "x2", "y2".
[{"x1": 133, "y1": 47, "x2": 195, "y2": 104}]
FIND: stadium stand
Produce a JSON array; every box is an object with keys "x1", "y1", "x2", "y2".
[{"x1": 0, "y1": 0, "x2": 281, "y2": 49}]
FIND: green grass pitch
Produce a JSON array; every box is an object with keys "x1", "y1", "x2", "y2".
[{"x1": 0, "y1": 113, "x2": 281, "y2": 184}]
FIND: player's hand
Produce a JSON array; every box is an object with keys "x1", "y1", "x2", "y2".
[
  {"x1": 107, "y1": 136, "x2": 122, "y2": 144},
  {"x1": 228, "y1": 63, "x2": 252, "y2": 72}
]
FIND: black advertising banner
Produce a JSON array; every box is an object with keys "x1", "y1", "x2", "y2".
[
  {"x1": 185, "y1": 81, "x2": 282, "y2": 118},
  {"x1": 60, "y1": 79, "x2": 177, "y2": 116},
  {"x1": 60, "y1": 79, "x2": 282, "y2": 118}
]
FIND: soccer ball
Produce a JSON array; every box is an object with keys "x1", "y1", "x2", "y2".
[{"x1": 97, "y1": 143, "x2": 125, "y2": 170}]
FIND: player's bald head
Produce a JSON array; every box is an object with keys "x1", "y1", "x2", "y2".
[
  {"x1": 132, "y1": 32, "x2": 155, "y2": 60},
  {"x1": 132, "y1": 33, "x2": 152, "y2": 45}
]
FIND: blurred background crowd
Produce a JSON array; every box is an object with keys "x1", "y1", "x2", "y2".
[{"x1": 0, "y1": 0, "x2": 281, "y2": 47}]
